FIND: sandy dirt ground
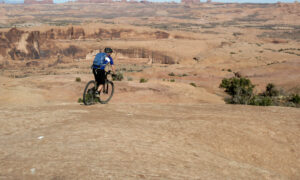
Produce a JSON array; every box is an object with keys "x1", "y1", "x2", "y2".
[
  {"x1": 0, "y1": 2, "x2": 300, "y2": 179},
  {"x1": 0, "y1": 74, "x2": 299, "y2": 180}
]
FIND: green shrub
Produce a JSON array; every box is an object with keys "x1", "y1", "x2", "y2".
[
  {"x1": 78, "y1": 98, "x2": 83, "y2": 103},
  {"x1": 140, "y1": 78, "x2": 148, "y2": 83},
  {"x1": 219, "y1": 77, "x2": 255, "y2": 104},
  {"x1": 220, "y1": 77, "x2": 299, "y2": 108},
  {"x1": 289, "y1": 94, "x2": 300, "y2": 104},
  {"x1": 168, "y1": 72, "x2": 175, "y2": 76},
  {"x1": 190, "y1": 82, "x2": 196, "y2": 87},
  {"x1": 250, "y1": 96, "x2": 273, "y2": 106},
  {"x1": 75, "y1": 77, "x2": 81, "y2": 82},
  {"x1": 170, "y1": 79, "x2": 175, "y2": 82},
  {"x1": 227, "y1": 69, "x2": 232, "y2": 72},
  {"x1": 112, "y1": 72, "x2": 123, "y2": 81},
  {"x1": 262, "y1": 83, "x2": 279, "y2": 97}
]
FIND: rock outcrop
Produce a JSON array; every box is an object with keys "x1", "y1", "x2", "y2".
[
  {"x1": 0, "y1": 27, "x2": 172, "y2": 61},
  {"x1": 116, "y1": 48, "x2": 175, "y2": 64}
]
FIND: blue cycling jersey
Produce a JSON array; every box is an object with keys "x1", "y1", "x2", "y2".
[{"x1": 92, "y1": 54, "x2": 114, "y2": 70}]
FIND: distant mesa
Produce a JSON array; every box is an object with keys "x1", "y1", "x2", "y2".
[
  {"x1": 76, "y1": 0, "x2": 114, "y2": 3},
  {"x1": 181, "y1": 0, "x2": 201, "y2": 4},
  {"x1": 11, "y1": 0, "x2": 216, "y2": 4},
  {"x1": 24, "y1": 0, "x2": 53, "y2": 4}
]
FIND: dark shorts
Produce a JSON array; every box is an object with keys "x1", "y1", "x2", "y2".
[{"x1": 93, "y1": 68, "x2": 105, "y2": 85}]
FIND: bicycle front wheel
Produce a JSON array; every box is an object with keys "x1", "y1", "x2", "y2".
[
  {"x1": 83, "y1": 80, "x2": 97, "y2": 105},
  {"x1": 99, "y1": 81, "x2": 114, "y2": 104}
]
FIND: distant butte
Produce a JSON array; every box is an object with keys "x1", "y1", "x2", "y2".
[{"x1": 24, "y1": 0, "x2": 53, "y2": 4}]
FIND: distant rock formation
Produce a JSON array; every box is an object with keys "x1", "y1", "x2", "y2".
[
  {"x1": 77, "y1": 0, "x2": 113, "y2": 3},
  {"x1": 24, "y1": 0, "x2": 53, "y2": 4},
  {"x1": 0, "y1": 27, "x2": 172, "y2": 61},
  {"x1": 181, "y1": 0, "x2": 200, "y2": 4}
]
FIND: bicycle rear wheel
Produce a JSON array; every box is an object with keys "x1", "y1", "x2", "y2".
[
  {"x1": 99, "y1": 81, "x2": 114, "y2": 104},
  {"x1": 83, "y1": 80, "x2": 98, "y2": 105}
]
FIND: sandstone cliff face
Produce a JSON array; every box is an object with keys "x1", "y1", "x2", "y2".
[
  {"x1": 116, "y1": 48, "x2": 175, "y2": 64},
  {"x1": 0, "y1": 27, "x2": 173, "y2": 64},
  {"x1": 39, "y1": 27, "x2": 169, "y2": 41},
  {"x1": 2, "y1": 28, "x2": 41, "y2": 60},
  {"x1": 0, "y1": 27, "x2": 89, "y2": 61},
  {"x1": 43, "y1": 27, "x2": 85, "y2": 40}
]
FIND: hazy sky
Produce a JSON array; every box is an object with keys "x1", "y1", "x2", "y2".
[{"x1": 2, "y1": 0, "x2": 297, "y2": 4}]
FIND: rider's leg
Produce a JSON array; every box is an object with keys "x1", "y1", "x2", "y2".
[
  {"x1": 97, "y1": 69, "x2": 106, "y2": 92},
  {"x1": 97, "y1": 84, "x2": 103, "y2": 92}
]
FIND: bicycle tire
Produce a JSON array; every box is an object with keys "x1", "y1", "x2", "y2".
[
  {"x1": 99, "y1": 81, "x2": 114, "y2": 104},
  {"x1": 83, "y1": 80, "x2": 97, "y2": 105}
]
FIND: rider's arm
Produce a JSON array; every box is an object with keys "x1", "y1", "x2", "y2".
[
  {"x1": 107, "y1": 57, "x2": 115, "y2": 74},
  {"x1": 111, "y1": 64, "x2": 116, "y2": 74}
]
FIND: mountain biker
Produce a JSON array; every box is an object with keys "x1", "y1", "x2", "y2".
[{"x1": 92, "y1": 47, "x2": 116, "y2": 95}]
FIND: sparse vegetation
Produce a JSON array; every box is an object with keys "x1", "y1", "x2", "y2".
[
  {"x1": 289, "y1": 94, "x2": 300, "y2": 104},
  {"x1": 140, "y1": 78, "x2": 148, "y2": 83},
  {"x1": 261, "y1": 83, "x2": 279, "y2": 97},
  {"x1": 127, "y1": 77, "x2": 133, "y2": 81},
  {"x1": 75, "y1": 77, "x2": 81, "y2": 82},
  {"x1": 168, "y1": 72, "x2": 175, "y2": 76},
  {"x1": 190, "y1": 83, "x2": 196, "y2": 87},
  {"x1": 220, "y1": 77, "x2": 255, "y2": 104},
  {"x1": 170, "y1": 79, "x2": 175, "y2": 82},
  {"x1": 112, "y1": 72, "x2": 124, "y2": 81},
  {"x1": 233, "y1": 32, "x2": 243, "y2": 36},
  {"x1": 250, "y1": 96, "x2": 273, "y2": 106},
  {"x1": 78, "y1": 98, "x2": 83, "y2": 103},
  {"x1": 220, "y1": 77, "x2": 300, "y2": 107},
  {"x1": 178, "y1": 73, "x2": 188, "y2": 77}
]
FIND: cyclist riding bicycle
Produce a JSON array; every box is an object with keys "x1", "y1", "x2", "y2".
[{"x1": 92, "y1": 47, "x2": 116, "y2": 96}]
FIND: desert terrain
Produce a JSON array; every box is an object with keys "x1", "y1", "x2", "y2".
[{"x1": 0, "y1": 2, "x2": 300, "y2": 179}]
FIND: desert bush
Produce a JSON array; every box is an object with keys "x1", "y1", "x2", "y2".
[
  {"x1": 127, "y1": 77, "x2": 133, "y2": 81},
  {"x1": 168, "y1": 72, "x2": 175, "y2": 76},
  {"x1": 75, "y1": 77, "x2": 81, "y2": 82},
  {"x1": 219, "y1": 77, "x2": 255, "y2": 104},
  {"x1": 178, "y1": 73, "x2": 188, "y2": 77},
  {"x1": 250, "y1": 96, "x2": 273, "y2": 106},
  {"x1": 262, "y1": 83, "x2": 279, "y2": 97},
  {"x1": 78, "y1": 98, "x2": 83, "y2": 103},
  {"x1": 289, "y1": 94, "x2": 300, "y2": 104},
  {"x1": 220, "y1": 77, "x2": 300, "y2": 108},
  {"x1": 170, "y1": 79, "x2": 175, "y2": 82},
  {"x1": 190, "y1": 83, "x2": 196, "y2": 87},
  {"x1": 140, "y1": 78, "x2": 148, "y2": 83},
  {"x1": 112, "y1": 72, "x2": 123, "y2": 81}
]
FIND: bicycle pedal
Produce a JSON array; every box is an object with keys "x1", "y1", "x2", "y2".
[{"x1": 95, "y1": 91, "x2": 100, "y2": 96}]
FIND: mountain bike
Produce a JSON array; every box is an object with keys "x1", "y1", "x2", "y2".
[{"x1": 83, "y1": 70, "x2": 114, "y2": 105}]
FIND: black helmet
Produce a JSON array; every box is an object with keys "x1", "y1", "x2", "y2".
[{"x1": 104, "y1": 47, "x2": 113, "y2": 53}]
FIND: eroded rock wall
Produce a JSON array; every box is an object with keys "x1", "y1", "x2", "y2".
[
  {"x1": 116, "y1": 48, "x2": 175, "y2": 64},
  {"x1": 0, "y1": 27, "x2": 171, "y2": 61}
]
